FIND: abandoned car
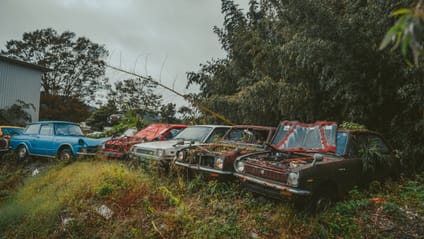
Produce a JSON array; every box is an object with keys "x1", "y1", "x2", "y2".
[
  {"x1": 129, "y1": 125, "x2": 231, "y2": 168},
  {"x1": 233, "y1": 121, "x2": 399, "y2": 212},
  {"x1": 102, "y1": 123, "x2": 187, "y2": 159},
  {"x1": 0, "y1": 125, "x2": 23, "y2": 153},
  {"x1": 10, "y1": 121, "x2": 105, "y2": 160},
  {"x1": 174, "y1": 125, "x2": 276, "y2": 179}
]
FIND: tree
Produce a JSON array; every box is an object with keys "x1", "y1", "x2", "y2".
[
  {"x1": 0, "y1": 100, "x2": 34, "y2": 126},
  {"x1": 187, "y1": 0, "x2": 423, "y2": 171},
  {"x1": 1, "y1": 28, "x2": 109, "y2": 101},
  {"x1": 39, "y1": 94, "x2": 91, "y2": 122},
  {"x1": 85, "y1": 100, "x2": 119, "y2": 131},
  {"x1": 112, "y1": 77, "x2": 162, "y2": 117},
  {"x1": 380, "y1": 1, "x2": 424, "y2": 65},
  {"x1": 160, "y1": 103, "x2": 178, "y2": 123}
]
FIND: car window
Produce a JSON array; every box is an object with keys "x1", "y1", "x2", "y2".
[
  {"x1": 348, "y1": 134, "x2": 390, "y2": 157},
  {"x1": 336, "y1": 132, "x2": 349, "y2": 156},
  {"x1": 164, "y1": 128, "x2": 183, "y2": 140},
  {"x1": 25, "y1": 124, "x2": 40, "y2": 135},
  {"x1": 40, "y1": 124, "x2": 53, "y2": 136},
  {"x1": 206, "y1": 128, "x2": 228, "y2": 143},
  {"x1": 55, "y1": 123, "x2": 84, "y2": 136}
]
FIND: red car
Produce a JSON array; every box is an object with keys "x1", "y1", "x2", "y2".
[{"x1": 102, "y1": 123, "x2": 187, "y2": 159}]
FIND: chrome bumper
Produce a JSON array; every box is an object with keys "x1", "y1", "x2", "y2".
[
  {"x1": 174, "y1": 161, "x2": 233, "y2": 175},
  {"x1": 233, "y1": 173, "x2": 311, "y2": 196}
]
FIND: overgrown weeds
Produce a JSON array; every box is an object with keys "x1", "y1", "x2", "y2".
[{"x1": 0, "y1": 160, "x2": 422, "y2": 238}]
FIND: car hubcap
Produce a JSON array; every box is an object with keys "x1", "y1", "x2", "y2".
[
  {"x1": 18, "y1": 147, "x2": 26, "y2": 158},
  {"x1": 316, "y1": 197, "x2": 331, "y2": 212},
  {"x1": 61, "y1": 152, "x2": 71, "y2": 160}
]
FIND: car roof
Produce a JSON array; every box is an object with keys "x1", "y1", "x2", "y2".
[
  {"x1": 28, "y1": 121, "x2": 79, "y2": 125},
  {"x1": 188, "y1": 125, "x2": 231, "y2": 128},
  {"x1": 230, "y1": 125, "x2": 276, "y2": 130}
]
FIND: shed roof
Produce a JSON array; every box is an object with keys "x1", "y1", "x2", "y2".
[{"x1": 0, "y1": 55, "x2": 50, "y2": 72}]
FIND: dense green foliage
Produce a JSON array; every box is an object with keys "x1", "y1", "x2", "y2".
[
  {"x1": 0, "y1": 160, "x2": 423, "y2": 238},
  {"x1": 186, "y1": 0, "x2": 424, "y2": 172},
  {"x1": 39, "y1": 94, "x2": 91, "y2": 123}
]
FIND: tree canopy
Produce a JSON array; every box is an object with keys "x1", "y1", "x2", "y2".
[
  {"x1": 186, "y1": 0, "x2": 423, "y2": 172},
  {"x1": 1, "y1": 28, "x2": 109, "y2": 101}
]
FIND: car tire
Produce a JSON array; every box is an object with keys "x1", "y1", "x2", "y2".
[
  {"x1": 307, "y1": 187, "x2": 335, "y2": 214},
  {"x1": 17, "y1": 145, "x2": 29, "y2": 161},
  {"x1": 58, "y1": 147, "x2": 73, "y2": 161}
]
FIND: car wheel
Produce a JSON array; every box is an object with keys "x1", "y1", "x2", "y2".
[
  {"x1": 59, "y1": 147, "x2": 73, "y2": 161},
  {"x1": 307, "y1": 187, "x2": 336, "y2": 214},
  {"x1": 17, "y1": 145, "x2": 29, "y2": 161}
]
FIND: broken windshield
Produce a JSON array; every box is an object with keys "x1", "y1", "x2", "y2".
[{"x1": 273, "y1": 121, "x2": 337, "y2": 153}]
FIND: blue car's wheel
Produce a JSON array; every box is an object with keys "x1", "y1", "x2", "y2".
[
  {"x1": 59, "y1": 147, "x2": 72, "y2": 160},
  {"x1": 17, "y1": 145, "x2": 29, "y2": 160}
]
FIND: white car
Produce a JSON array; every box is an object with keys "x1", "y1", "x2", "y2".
[{"x1": 129, "y1": 125, "x2": 230, "y2": 168}]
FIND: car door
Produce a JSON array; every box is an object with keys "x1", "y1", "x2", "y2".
[
  {"x1": 24, "y1": 124, "x2": 41, "y2": 154},
  {"x1": 344, "y1": 132, "x2": 392, "y2": 185},
  {"x1": 327, "y1": 132, "x2": 363, "y2": 194},
  {"x1": 32, "y1": 123, "x2": 55, "y2": 156}
]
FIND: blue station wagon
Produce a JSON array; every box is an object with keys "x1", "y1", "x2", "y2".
[{"x1": 10, "y1": 121, "x2": 104, "y2": 160}]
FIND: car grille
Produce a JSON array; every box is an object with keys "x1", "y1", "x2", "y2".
[
  {"x1": 244, "y1": 164, "x2": 287, "y2": 182},
  {"x1": 199, "y1": 155, "x2": 215, "y2": 168},
  {"x1": 85, "y1": 146, "x2": 98, "y2": 153},
  {"x1": 135, "y1": 148, "x2": 155, "y2": 156}
]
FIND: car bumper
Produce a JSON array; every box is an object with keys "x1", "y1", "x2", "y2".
[
  {"x1": 130, "y1": 153, "x2": 172, "y2": 166},
  {"x1": 103, "y1": 151, "x2": 127, "y2": 160},
  {"x1": 175, "y1": 161, "x2": 233, "y2": 175},
  {"x1": 77, "y1": 152, "x2": 97, "y2": 157},
  {"x1": 234, "y1": 173, "x2": 311, "y2": 196}
]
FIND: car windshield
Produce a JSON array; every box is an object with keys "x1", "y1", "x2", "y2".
[
  {"x1": 55, "y1": 123, "x2": 84, "y2": 136},
  {"x1": 225, "y1": 128, "x2": 270, "y2": 144},
  {"x1": 274, "y1": 122, "x2": 337, "y2": 153},
  {"x1": 121, "y1": 128, "x2": 137, "y2": 137},
  {"x1": 2, "y1": 128, "x2": 23, "y2": 136},
  {"x1": 174, "y1": 126, "x2": 212, "y2": 142}
]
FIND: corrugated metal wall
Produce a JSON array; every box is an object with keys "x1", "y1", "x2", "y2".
[{"x1": 0, "y1": 60, "x2": 42, "y2": 122}]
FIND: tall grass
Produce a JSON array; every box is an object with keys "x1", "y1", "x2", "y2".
[{"x1": 0, "y1": 160, "x2": 423, "y2": 238}]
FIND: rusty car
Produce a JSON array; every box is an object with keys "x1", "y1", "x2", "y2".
[
  {"x1": 233, "y1": 121, "x2": 399, "y2": 213},
  {"x1": 0, "y1": 125, "x2": 23, "y2": 154},
  {"x1": 129, "y1": 125, "x2": 231, "y2": 170},
  {"x1": 174, "y1": 125, "x2": 275, "y2": 179},
  {"x1": 102, "y1": 123, "x2": 187, "y2": 159}
]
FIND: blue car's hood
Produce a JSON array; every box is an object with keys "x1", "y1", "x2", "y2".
[{"x1": 80, "y1": 137, "x2": 105, "y2": 146}]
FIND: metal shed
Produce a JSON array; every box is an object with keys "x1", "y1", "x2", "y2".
[{"x1": 0, "y1": 55, "x2": 48, "y2": 122}]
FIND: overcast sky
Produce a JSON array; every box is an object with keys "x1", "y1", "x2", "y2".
[{"x1": 0, "y1": 0, "x2": 249, "y2": 107}]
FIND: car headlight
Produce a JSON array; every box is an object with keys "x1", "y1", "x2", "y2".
[
  {"x1": 156, "y1": 149, "x2": 165, "y2": 157},
  {"x1": 177, "y1": 150, "x2": 187, "y2": 161},
  {"x1": 214, "y1": 157, "x2": 224, "y2": 169},
  {"x1": 235, "y1": 161, "x2": 245, "y2": 172},
  {"x1": 287, "y1": 172, "x2": 299, "y2": 187}
]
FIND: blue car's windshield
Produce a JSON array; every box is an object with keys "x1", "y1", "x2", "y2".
[{"x1": 55, "y1": 124, "x2": 84, "y2": 136}]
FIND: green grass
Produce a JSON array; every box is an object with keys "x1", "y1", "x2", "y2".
[{"x1": 0, "y1": 160, "x2": 423, "y2": 238}]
